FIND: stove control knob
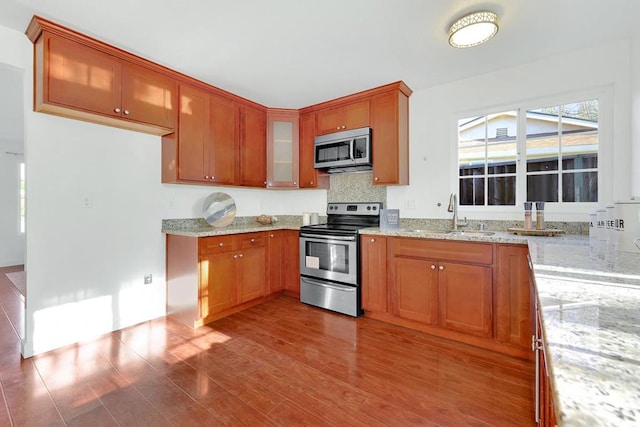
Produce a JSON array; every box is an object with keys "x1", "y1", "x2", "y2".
[
  {"x1": 367, "y1": 206, "x2": 371, "y2": 210},
  {"x1": 372, "y1": 206, "x2": 377, "y2": 210}
]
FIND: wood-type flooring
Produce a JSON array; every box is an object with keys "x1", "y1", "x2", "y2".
[{"x1": 0, "y1": 266, "x2": 534, "y2": 426}]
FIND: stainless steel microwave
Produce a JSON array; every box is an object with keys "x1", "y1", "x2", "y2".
[{"x1": 313, "y1": 127, "x2": 372, "y2": 173}]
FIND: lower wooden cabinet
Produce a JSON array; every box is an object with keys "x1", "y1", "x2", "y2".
[
  {"x1": 267, "y1": 231, "x2": 284, "y2": 293},
  {"x1": 282, "y1": 229, "x2": 301, "y2": 298},
  {"x1": 167, "y1": 232, "x2": 273, "y2": 327},
  {"x1": 536, "y1": 303, "x2": 558, "y2": 426},
  {"x1": 361, "y1": 236, "x2": 388, "y2": 313},
  {"x1": 362, "y1": 236, "x2": 533, "y2": 359}
]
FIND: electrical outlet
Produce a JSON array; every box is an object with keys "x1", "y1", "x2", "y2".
[
  {"x1": 80, "y1": 194, "x2": 92, "y2": 208},
  {"x1": 144, "y1": 274, "x2": 152, "y2": 284}
]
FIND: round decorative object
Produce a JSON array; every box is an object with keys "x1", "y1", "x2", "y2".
[{"x1": 202, "y1": 192, "x2": 236, "y2": 228}]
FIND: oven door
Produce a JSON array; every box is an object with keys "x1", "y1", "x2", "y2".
[{"x1": 299, "y1": 233, "x2": 358, "y2": 285}]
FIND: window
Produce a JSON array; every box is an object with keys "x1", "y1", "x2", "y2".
[
  {"x1": 457, "y1": 99, "x2": 599, "y2": 206},
  {"x1": 19, "y1": 162, "x2": 25, "y2": 233}
]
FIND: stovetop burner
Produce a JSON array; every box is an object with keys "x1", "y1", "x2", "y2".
[{"x1": 300, "y1": 202, "x2": 383, "y2": 236}]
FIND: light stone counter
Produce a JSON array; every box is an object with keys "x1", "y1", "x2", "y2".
[
  {"x1": 161, "y1": 217, "x2": 303, "y2": 237},
  {"x1": 361, "y1": 228, "x2": 640, "y2": 427}
]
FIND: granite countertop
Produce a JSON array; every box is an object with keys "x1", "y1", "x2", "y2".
[
  {"x1": 163, "y1": 219, "x2": 640, "y2": 425},
  {"x1": 362, "y1": 228, "x2": 640, "y2": 426}
]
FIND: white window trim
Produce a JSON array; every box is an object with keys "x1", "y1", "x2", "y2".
[{"x1": 450, "y1": 85, "x2": 613, "y2": 221}]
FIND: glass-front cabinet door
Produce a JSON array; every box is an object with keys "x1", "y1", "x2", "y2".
[{"x1": 267, "y1": 109, "x2": 299, "y2": 188}]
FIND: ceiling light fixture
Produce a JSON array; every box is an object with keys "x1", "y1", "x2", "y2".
[{"x1": 448, "y1": 11, "x2": 499, "y2": 48}]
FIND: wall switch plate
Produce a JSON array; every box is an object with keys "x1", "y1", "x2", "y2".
[{"x1": 144, "y1": 274, "x2": 152, "y2": 284}]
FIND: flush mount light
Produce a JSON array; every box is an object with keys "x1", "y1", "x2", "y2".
[{"x1": 448, "y1": 11, "x2": 499, "y2": 48}]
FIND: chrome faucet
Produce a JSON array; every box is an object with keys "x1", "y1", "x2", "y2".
[{"x1": 447, "y1": 193, "x2": 467, "y2": 231}]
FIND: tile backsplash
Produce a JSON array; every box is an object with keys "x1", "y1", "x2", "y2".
[{"x1": 327, "y1": 172, "x2": 386, "y2": 205}]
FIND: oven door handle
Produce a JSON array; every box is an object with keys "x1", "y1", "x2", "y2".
[
  {"x1": 300, "y1": 233, "x2": 356, "y2": 242},
  {"x1": 349, "y1": 138, "x2": 355, "y2": 161},
  {"x1": 301, "y1": 277, "x2": 356, "y2": 292}
]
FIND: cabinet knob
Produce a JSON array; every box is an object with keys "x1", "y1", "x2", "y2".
[
  {"x1": 310, "y1": 181, "x2": 314, "y2": 185},
  {"x1": 439, "y1": 265, "x2": 444, "y2": 271},
  {"x1": 239, "y1": 253, "x2": 244, "y2": 258},
  {"x1": 114, "y1": 107, "x2": 121, "y2": 113},
  {"x1": 342, "y1": 125, "x2": 346, "y2": 129},
  {"x1": 370, "y1": 238, "x2": 375, "y2": 242},
  {"x1": 218, "y1": 243, "x2": 224, "y2": 247},
  {"x1": 430, "y1": 265, "x2": 436, "y2": 270},
  {"x1": 263, "y1": 181, "x2": 267, "y2": 185},
  {"x1": 374, "y1": 177, "x2": 379, "y2": 181},
  {"x1": 336, "y1": 126, "x2": 340, "y2": 130},
  {"x1": 205, "y1": 175, "x2": 209, "y2": 179},
  {"x1": 293, "y1": 181, "x2": 297, "y2": 185},
  {"x1": 250, "y1": 238, "x2": 255, "y2": 243},
  {"x1": 211, "y1": 176, "x2": 215, "y2": 181},
  {"x1": 124, "y1": 109, "x2": 130, "y2": 115},
  {"x1": 270, "y1": 234, "x2": 274, "y2": 238},
  {"x1": 233, "y1": 254, "x2": 238, "y2": 259}
]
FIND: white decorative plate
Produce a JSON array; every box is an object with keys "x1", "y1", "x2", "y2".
[{"x1": 202, "y1": 192, "x2": 236, "y2": 227}]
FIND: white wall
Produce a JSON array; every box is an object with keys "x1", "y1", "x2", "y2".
[
  {"x1": 389, "y1": 39, "x2": 633, "y2": 221},
  {"x1": 631, "y1": 35, "x2": 640, "y2": 198},
  {"x1": 0, "y1": 141, "x2": 24, "y2": 267}
]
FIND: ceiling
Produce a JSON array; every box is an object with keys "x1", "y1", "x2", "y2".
[{"x1": 1, "y1": 0, "x2": 640, "y2": 108}]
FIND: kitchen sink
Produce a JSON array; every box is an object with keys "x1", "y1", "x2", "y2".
[{"x1": 448, "y1": 230, "x2": 495, "y2": 236}]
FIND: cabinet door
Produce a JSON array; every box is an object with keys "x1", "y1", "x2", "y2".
[
  {"x1": 43, "y1": 33, "x2": 122, "y2": 118},
  {"x1": 315, "y1": 100, "x2": 370, "y2": 135},
  {"x1": 237, "y1": 246, "x2": 267, "y2": 304},
  {"x1": 239, "y1": 104, "x2": 267, "y2": 187},
  {"x1": 438, "y1": 262, "x2": 492, "y2": 338},
  {"x1": 282, "y1": 230, "x2": 300, "y2": 298},
  {"x1": 268, "y1": 231, "x2": 284, "y2": 293},
  {"x1": 121, "y1": 62, "x2": 176, "y2": 129},
  {"x1": 393, "y1": 257, "x2": 438, "y2": 324},
  {"x1": 496, "y1": 245, "x2": 533, "y2": 349},
  {"x1": 267, "y1": 111, "x2": 299, "y2": 188},
  {"x1": 209, "y1": 94, "x2": 237, "y2": 185},
  {"x1": 299, "y1": 112, "x2": 329, "y2": 189},
  {"x1": 361, "y1": 236, "x2": 387, "y2": 313},
  {"x1": 370, "y1": 90, "x2": 409, "y2": 185},
  {"x1": 176, "y1": 83, "x2": 209, "y2": 182},
  {"x1": 200, "y1": 252, "x2": 236, "y2": 316}
]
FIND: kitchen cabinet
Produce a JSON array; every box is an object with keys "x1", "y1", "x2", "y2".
[
  {"x1": 535, "y1": 301, "x2": 558, "y2": 426},
  {"x1": 267, "y1": 231, "x2": 284, "y2": 293},
  {"x1": 437, "y1": 261, "x2": 492, "y2": 337},
  {"x1": 299, "y1": 112, "x2": 329, "y2": 189},
  {"x1": 390, "y1": 237, "x2": 493, "y2": 336},
  {"x1": 267, "y1": 109, "x2": 299, "y2": 188},
  {"x1": 31, "y1": 28, "x2": 176, "y2": 135},
  {"x1": 361, "y1": 236, "x2": 388, "y2": 313},
  {"x1": 496, "y1": 244, "x2": 534, "y2": 351},
  {"x1": 282, "y1": 230, "x2": 301, "y2": 298},
  {"x1": 239, "y1": 104, "x2": 267, "y2": 187},
  {"x1": 370, "y1": 87, "x2": 410, "y2": 185},
  {"x1": 394, "y1": 257, "x2": 439, "y2": 324},
  {"x1": 163, "y1": 84, "x2": 267, "y2": 187},
  {"x1": 315, "y1": 99, "x2": 370, "y2": 135},
  {"x1": 166, "y1": 232, "x2": 271, "y2": 327}
]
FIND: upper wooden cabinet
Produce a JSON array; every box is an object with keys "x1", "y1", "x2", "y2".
[
  {"x1": 162, "y1": 83, "x2": 266, "y2": 187},
  {"x1": 267, "y1": 109, "x2": 299, "y2": 188},
  {"x1": 239, "y1": 104, "x2": 267, "y2": 187},
  {"x1": 299, "y1": 112, "x2": 329, "y2": 189},
  {"x1": 315, "y1": 99, "x2": 370, "y2": 135},
  {"x1": 299, "y1": 81, "x2": 412, "y2": 186},
  {"x1": 371, "y1": 88, "x2": 410, "y2": 185},
  {"x1": 28, "y1": 17, "x2": 176, "y2": 135}
]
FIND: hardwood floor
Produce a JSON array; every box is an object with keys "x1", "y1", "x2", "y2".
[{"x1": 0, "y1": 265, "x2": 534, "y2": 426}]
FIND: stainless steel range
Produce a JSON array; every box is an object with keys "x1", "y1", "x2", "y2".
[{"x1": 299, "y1": 202, "x2": 382, "y2": 317}]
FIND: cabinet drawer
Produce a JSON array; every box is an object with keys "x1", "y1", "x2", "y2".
[
  {"x1": 239, "y1": 233, "x2": 266, "y2": 249},
  {"x1": 392, "y1": 237, "x2": 493, "y2": 265},
  {"x1": 199, "y1": 235, "x2": 235, "y2": 255}
]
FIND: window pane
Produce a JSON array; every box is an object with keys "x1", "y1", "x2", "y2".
[
  {"x1": 487, "y1": 141, "x2": 517, "y2": 174},
  {"x1": 527, "y1": 174, "x2": 558, "y2": 202},
  {"x1": 561, "y1": 100, "x2": 598, "y2": 171},
  {"x1": 563, "y1": 171, "x2": 598, "y2": 202},
  {"x1": 459, "y1": 177, "x2": 484, "y2": 205},
  {"x1": 459, "y1": 164, "x2": 484, "y2": 176},
  {"x1": 527, "y1": 108, "x2": 559, "y2": 172},
  {"x1": 488, "y1": 176, "x2": 516, "y2": 205}
]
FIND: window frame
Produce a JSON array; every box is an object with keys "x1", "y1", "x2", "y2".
[{"x1": 451, "y1": 86, "x2": 612, "y2": 219}]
